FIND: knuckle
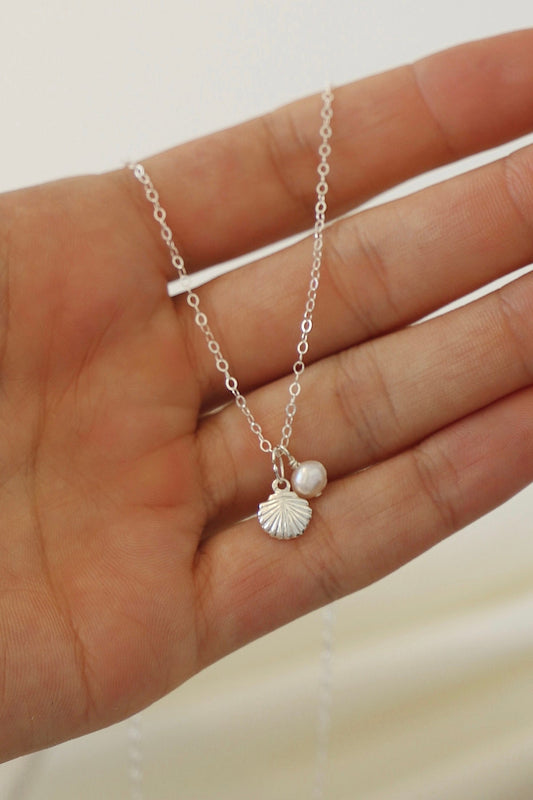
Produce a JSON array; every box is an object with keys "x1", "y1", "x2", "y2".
[
  {"x1": 501, "y1": 145, "x2": 533, "y2": 242},
  {"x1": 495, "y1": 285, "x2": 533, "y2": 384},
  {"x1": 325, "y1": 224, "x2": 381, "y2": 338},
  {"x1": 260, "y1": 110, "x2": 315, "y2": 216},
  {"x1": 410, "y1": 441, "x2": 459, "y2": 535},
  {"x1": 297, "y1": 508, "x2": 347, "y2": 603},
  {"x1": 338, "y1": 212, "x2": 403, "y2": 334},
  {"x1": 194, "y1": 415, "x2": 239, "y2": 523},
  {"x1": 333, "y1": 344, "x2": 400, "y2": 465},
  {"x1": 409, "y1": 62, "x2": 459, "y2": 160}
]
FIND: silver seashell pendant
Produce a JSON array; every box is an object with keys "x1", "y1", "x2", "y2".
[{"x1": 258, "y1": 485, "x2": 312, "y2": 540}]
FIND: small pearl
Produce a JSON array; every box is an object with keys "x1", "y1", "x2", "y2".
[{"x1": 291, "y1": 460, "x2": 328, "y2": 499}]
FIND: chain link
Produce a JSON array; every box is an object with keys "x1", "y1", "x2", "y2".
[{"x1": 128, "y1": 87, "x2": 333, "y2": 461}]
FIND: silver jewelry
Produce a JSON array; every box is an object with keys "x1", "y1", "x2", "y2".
[
  {"x1": 128, "y1": 87, "x2": 333, "y2": 538},
  {"x1": 127, "y1": 713, "x2": 144, "y2": 800}
]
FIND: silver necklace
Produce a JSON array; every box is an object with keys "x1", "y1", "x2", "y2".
[{"x1": 128, "y1": 86, "x2": 333, "y2": 540}]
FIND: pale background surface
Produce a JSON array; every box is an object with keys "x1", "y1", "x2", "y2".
[{"x1": 1, "y1": 1, "x2": 533, "y2": 799}]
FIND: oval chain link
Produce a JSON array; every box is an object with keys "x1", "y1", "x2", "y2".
[{"x1": 128, "y1": 87, "x2": 333, "y2": 460}]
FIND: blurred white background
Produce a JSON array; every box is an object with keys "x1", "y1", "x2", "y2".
[{"x1": 1, "y1": 1, "x2": 533, "y2": 799}]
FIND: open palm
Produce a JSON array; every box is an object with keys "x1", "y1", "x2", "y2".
[{"x1": 2, "y1": 30, "x2": 533, "y2": 761}]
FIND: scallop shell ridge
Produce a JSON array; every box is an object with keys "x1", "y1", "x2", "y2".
[{"x1": 258, "y1": 488, "x2": 312, "y2": 539}]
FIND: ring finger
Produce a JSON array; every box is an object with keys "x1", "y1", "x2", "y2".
[
  {"x1": 195, "y1": 263, "x2": 533, "y2": 529},
  {"x1": 182, "y1": 140, "x2": 533, "y2": 410}
]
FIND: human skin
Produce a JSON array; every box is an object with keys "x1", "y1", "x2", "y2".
[{"x1": 1, "y1": 29, "x2": 533, "y2": 761}]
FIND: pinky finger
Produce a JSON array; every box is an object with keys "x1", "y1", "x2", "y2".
[{"x1": 194, "y1": 386, "x2": 533, "y2": 670}]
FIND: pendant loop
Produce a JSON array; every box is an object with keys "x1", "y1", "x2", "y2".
[
  {"x1": 272, "y1": 446, "x2": 287, "y2": 483},
  {"x1": 272, "y1": 477, "x2": 291, "y2": 492},
  {"x1": 272, "y1": 445, "x2": 300, "y2": 481}
]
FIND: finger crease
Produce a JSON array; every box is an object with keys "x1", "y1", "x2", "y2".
[
  {"x1": 333, "y1": 350, "x2": 384, "y2": 463},
  {"x1": 297, "y1": 506, "x2": 346, "y2": 603},
  {"x1": 409, "y1": 62, "x2": 459, "y2": 161},
  {"x1": 325, "y1": 225, "x2": 381, "y2": 338},
  {"x1": 501, "y1": 151, "x2": 533, "y2": 244},
  {"x1": 260, "y1": 112, "x2": 313, "y2": 219},
  {"x1": 349, "y1": 214, "x2": 403, "y2": 331},
  {"x1": 496, "y1": 290, "x2": 533, "y2": 384},
  {"x1": 195, "y1": 416, "x2": 240, "y2": 522},
  {"x1": 410, "y1": 443, "x2": 459, "y2": 535}
]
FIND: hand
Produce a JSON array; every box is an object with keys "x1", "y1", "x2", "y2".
[{"x1": 1, "y1": 29, "x2": 533, "y2": 761}]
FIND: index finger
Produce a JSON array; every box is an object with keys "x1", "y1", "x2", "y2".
[{"x1": 120, "y1": 29, "x2": 533, "y2": 273}]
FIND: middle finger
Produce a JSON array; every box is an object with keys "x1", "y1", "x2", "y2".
[{"x1": 181, "y1": 142, "x2": 533, "y2": 409}]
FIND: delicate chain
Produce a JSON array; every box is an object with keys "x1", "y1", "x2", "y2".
[
  {"x1": 312, "y1": 605, "x2": 336, "y2": 800},
  {"x1": 280, "y1": 88, "x2": 333, "y2": 450},
  {"x1": 128, "y1": 713, "x2": 144, "y2": 800},
  {"x1": 128, "y1": 87, "x2": 333, "y2": 460}
]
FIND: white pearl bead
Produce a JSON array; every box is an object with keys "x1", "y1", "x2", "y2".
[{"x1": 291, "y1": 460, "x2": 328, "y2": 499}]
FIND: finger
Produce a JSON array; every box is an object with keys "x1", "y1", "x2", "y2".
[
  {"x1": 184, "y1": 140, "x2": 533, "y2": 408},
  {"x1": 193, "y1": 384, "x2": 533, "y2": 670},
  {"x1": 195, "y1": 267, "x2": 533, "y2": 528},
  {"x1": 120, "y1": 30, "x2": 533, "y2": 273}
]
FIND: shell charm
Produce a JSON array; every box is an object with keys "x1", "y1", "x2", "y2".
[{"x1": 258, "y1": 485, "x2": 313, "y2": 540}]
